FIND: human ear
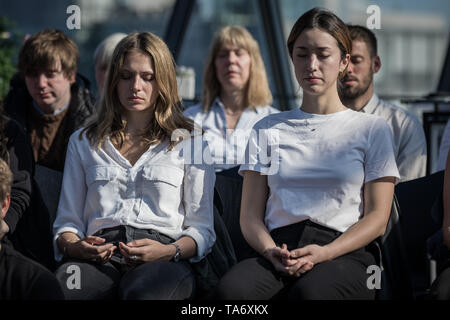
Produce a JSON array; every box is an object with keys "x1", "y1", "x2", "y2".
[
  {"x1": 0, "y1": 195, "x2": 10, "y2": 219},
  {"x1": 372, "y1": 56, "x2": 381, "y2": 74}
]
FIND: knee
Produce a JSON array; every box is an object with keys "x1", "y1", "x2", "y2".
[
  {"x1": 119, "y1": 261, "x2": 195, "y2": 300},
  {"x1": 287, "y1": 279, "x2": 323, "y2": 300},
  {"x1": 213, "y1": 275, "x2": 246, "y2": 300}
]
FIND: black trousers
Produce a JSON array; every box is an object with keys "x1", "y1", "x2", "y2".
[
  {"x1": 55, "y1": 225, "x2": 195, "y2": 300},
  {"x1": 214, "y1": 220, "x2": 377, "y2": 300},
  {"x1": 429, "y1": 246, "x2": 450, "y2": 300}
]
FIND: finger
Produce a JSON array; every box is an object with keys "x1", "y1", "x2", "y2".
[
  {"x1": 84, "y1": 236, "x2": 106, "y2": 246},
  {"x1": 127, "y1": 238, "x2": 153, "y2": 247},
  {"x1": 280, "y1": 243, "x2": 291, "y2": 259},
  {"x1": 290, "y1": 246, "x2": 310, "y2": 259},
  {"x1": 295, "y1": 262, "x2": 314, "y2": 277},
  {"x1": 119, "y1": 242, "x2": 143, "y2": 257},
  {"x1": 86, "y1": 242, "x2": 115, "y2": 255},
  {"x1": 285, "y1": 259, "x2": 309, "y2": 275}
]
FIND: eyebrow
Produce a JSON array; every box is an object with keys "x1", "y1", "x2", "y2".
[
  {"x1": 295, "y1": 46, "x2": 331, "y2": 50},
  {"x1": 120, "y1": 68, "x2": 154, "y2": 74}
]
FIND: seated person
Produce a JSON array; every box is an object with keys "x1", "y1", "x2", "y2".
[
  {"x1": 93, "y1": 32, "x2": 127, "y2": 97},
  {"x1": 338, "y1": 25, "x2": 426, "y2": 182},
  {"x1": 0, "y1": 158, "x2": 64, "y2": 300},
  {"x1": 184, "y1": 26, "x2": 278, "y2": 174},
  {"x1": 53, "y1": 32, "x2": 216, "y2": 300},
  {"x1": 214, "y1": 8, "x2": 399, "y2": 300},
  {"x1": 3, "y1": 29, "x2": 95, "y2": 172},
  {"x1": 429, "y1": 149, "x2": 450, "y2": 299}
]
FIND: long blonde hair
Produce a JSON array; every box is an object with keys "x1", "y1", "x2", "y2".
[
  {"x1": 82, "y1": 32, "x2": 194, "y2": 149},
  {"x1": 202, "y1": 26, "x2": 272, "y2": 112}
]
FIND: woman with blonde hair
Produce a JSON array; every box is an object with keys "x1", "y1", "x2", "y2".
[
  {"x1": 184, "y1": 26, "x2": 278, "y2": 173},
  {"x1": 53, "y1": 32, "x2": 216, "y2": 300}
]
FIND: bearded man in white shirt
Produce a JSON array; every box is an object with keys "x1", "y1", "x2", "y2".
[{"x1": 339, "y1": 25, "x2": 427, "y2": 182}]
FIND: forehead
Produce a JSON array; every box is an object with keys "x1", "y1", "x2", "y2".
[
  {"x1": 351, "y1": 40, "x2": 371, "y2": 57},
  {"x1": 294, "y1": 28, "x2": 339, "y2": 49},
  {"x1": 27, "y1": 58, "x2": 62, "y2": 75},
  {"x1": 217, "y1": 42, "x2": 246, "y2": 52},
  {"x1": 121, "y1": 50, "x2": 153, "y2": 69}
]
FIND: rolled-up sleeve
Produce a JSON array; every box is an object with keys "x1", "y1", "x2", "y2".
[
  {"x1": 52, "y1": 132, "x2": 87, "y2": 261},
  {"x1": 181, "y1": 135, "x2": 216, "y2": 262}
]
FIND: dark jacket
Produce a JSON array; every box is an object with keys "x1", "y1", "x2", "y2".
[
  {"x1": 1, "y1": 116, "x2": 33, "y2": 235},
  {"x1": 3, "y1": 73, "x2": 95, "y2": 171}
]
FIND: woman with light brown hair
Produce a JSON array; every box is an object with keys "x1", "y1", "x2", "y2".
[
  {"x1": 53, "y1": 32, "x2": 216, "y2": 300},
  {"x1": 184, "y1": 26, "x2": 278, "y2": 173}
]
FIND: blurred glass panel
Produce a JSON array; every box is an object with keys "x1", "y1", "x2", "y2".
[
  {"x1": 280, "y1": 0, "x2": 450, "y2": 100},
  {"x1": 177, "y1": 0, "x2": 280, "y2": 108},
  {"x1": 0, "y1": 0, "x2": 175, "y2": 95}
]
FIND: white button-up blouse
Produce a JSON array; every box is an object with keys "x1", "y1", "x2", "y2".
[
  {"x1": 53, "y1": 128, "x2": 216, "y2": 262},
  {"x1": 184, "y1": 98, "x2": 279, "y2": 171}
]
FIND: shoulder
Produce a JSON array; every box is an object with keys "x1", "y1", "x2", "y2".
[
  {"x1": 2, "y1": 244, "x2": 55, "y2": 283},
  {"x1": 67, "y1": 127, "x2": 92, "y2": 150},
  {"x1": 2, "y1": 244, "x2": 63, "y2": 299},
  {"x1": 378, "y1": 99, "x2": 422, "y2": 126},
  {"x1": 251, "y1": 109, "x2": 297, "y2": 130},
  {"x1": 255, "y1": 105, "x2": 280, "y2": 115},
  {"x1": 183, "y1": 104, "x2": 205, "y2": 119}
]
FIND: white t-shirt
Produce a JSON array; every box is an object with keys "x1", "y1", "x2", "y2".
[
  {"x1": 184, "y1": 98, "x2": 279, "y2": 171},
  {"x1": 239, "y1": 108, "x2": 400, "y2": 233}
]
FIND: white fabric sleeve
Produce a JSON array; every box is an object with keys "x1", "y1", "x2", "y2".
[
  {"x1": 52, "y1": 132, "x2": 87, "y2": 261},
  {"x1": 396, "y1": 117, "x2": 427, "y2": 181},
  {"x1": 181, "y1": 135, "x2": 216, "y2": 262},
  {"x1": 364, "y1": 118, "x2": 401, "y2": 183},
  {"x1": 437, "y1": 119, "x2": 450, "y2": 172}
]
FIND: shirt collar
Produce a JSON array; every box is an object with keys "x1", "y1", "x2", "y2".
[
  {"x1": 360, "y1": 94, "x2": 379, "y2": 114},
  {"x1": 212, "y1": 97, "x2": 262, "y2": 114},
  {"x1": 32, "y1": 99, "x2": 70, "y2": 116}
]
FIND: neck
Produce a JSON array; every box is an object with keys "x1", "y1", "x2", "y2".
[
  {"x1": 123, "y1": 109, "x2": 153, "y2": 135},
  {"x1": 341, "y1": 84, "x2": 374, "y2": 111},
  {"x1": 220, "y1": 88, "x2": 246, "y2": 112},
  {"x1": 38, "y1": 93, "x2": 71, "y2": 115},
  {"x1": 301, "y1": 83, "x2": 346, "y2": 114}
]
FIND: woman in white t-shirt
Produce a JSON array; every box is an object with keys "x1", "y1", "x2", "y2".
[
  {"x1": 184, "y1": 26, "x2": 278, "y2": 174},
  {"x1": 215, "y1": 8, "x2": 399, "y2": 300},
  {"x1": 53, "y1": 32, "x2": 216, "y2": 300}
]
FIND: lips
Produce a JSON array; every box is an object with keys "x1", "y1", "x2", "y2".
[
  {"x1": 343, "y1": 78, "x2": 358, "y2": 85},
  {"x1": 38, "y1": 92, "x2": 52, "y2": 99},
  {"x1": 128, "y1": 96, "x2": 144, "y2": 101},
  {"x1": 304, "y1": 77, "x2": 321, "y2": 83}
]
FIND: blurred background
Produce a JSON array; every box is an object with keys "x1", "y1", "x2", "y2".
[{"x1": 1, "y1": 0, "x2": 450, "y2": 170}]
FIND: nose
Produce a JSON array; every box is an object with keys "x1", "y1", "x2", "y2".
[
  {"x1": 226, "y1": 51, "x2": 238, "y2": 64},
  {"x1": 346, "y1": 61, "x2": 354, "y2": 74},
  {"x1": 36, "y1": 74, "x2": 48, "y2": 89},
  {"x1": 130, "y1": 75, "x2": 141, "y2": 92},
  {"x1": 306, "y1": 54, "x2": 318, "y2": 72}
]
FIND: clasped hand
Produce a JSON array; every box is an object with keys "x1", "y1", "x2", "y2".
[
  {"x1": 264, "y1": 243, "x2": 330, "y2": 277},
  {"x1": 66, "y1": 236, "x2": 170, "y2": 265}
]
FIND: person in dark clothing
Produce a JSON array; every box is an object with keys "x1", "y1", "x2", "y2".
[
  {"x1": 0, "y1": 113, "x2": 33, "y2": 239},
  {"x1": 0, "y1": 157, "x2": 64, "y2": 300},
  {"x1": 429, "y1": 150, "x2": 450, "y2": 299},
  {"x1": 3, "y1": 29, "x2": 95, "y2": 172},
  {"x1": 0, "y1": 101, "x2": 56, "y2": 271}
]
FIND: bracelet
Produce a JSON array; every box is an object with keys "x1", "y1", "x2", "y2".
[{"x1": 170, "y1": 242, "x2": 181, "y2": 262}]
